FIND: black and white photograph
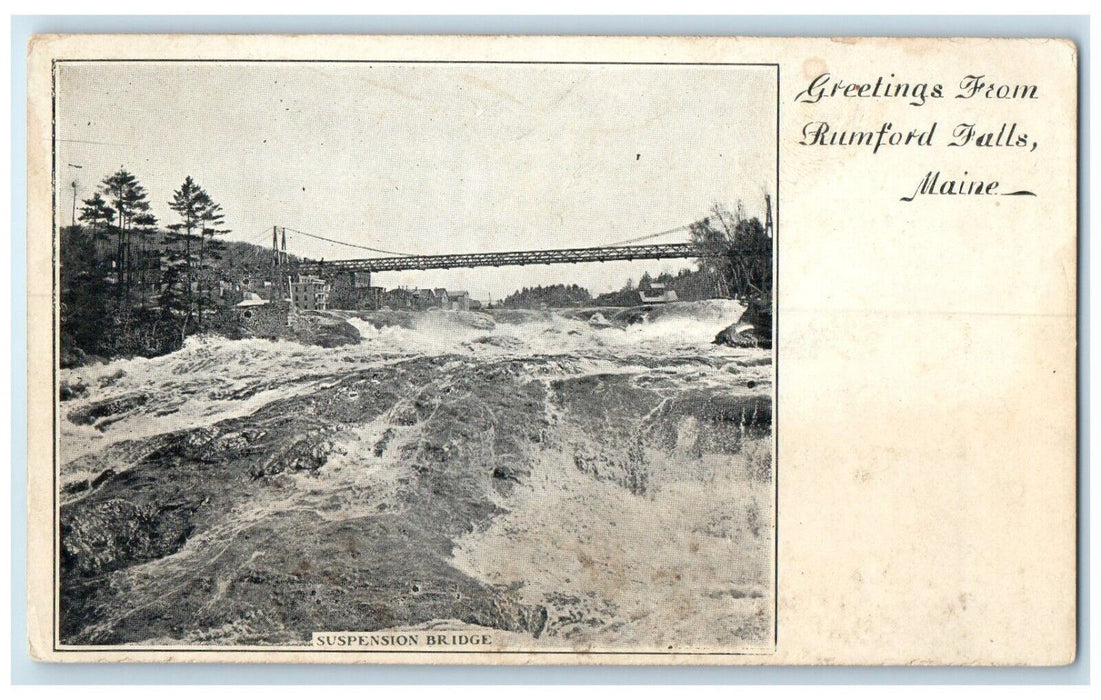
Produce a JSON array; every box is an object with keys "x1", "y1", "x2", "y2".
[{"x1": 51, "y1": 59, "x2": 776, "y2": 654}]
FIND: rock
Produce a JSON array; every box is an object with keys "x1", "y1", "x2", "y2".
[
  {"x1": 59, "y1": 344, "x2": 87, "y2": 369},
  {"x1": 67, "y1": 393, "x2": 149, "y2": 425},
  {"x1": 59, "y1": 378, "x2": 89, "y2": 401},
  {"x1": 98, "y1": 369, "x2": 127, "y2": 388},
  {"x1": 249, "y1": 433, "x2": 336, "y2": 478},
  {"x1": 463, "y1": 335, "x2": 525, "y2": 351},
  {"x1": 613, "y1": 307, "x2": 651, "y2": 326},
  {"x1": 714, "y1": 322, "x2": 765, "y2": 348},
  {"x1": 287, "y1": 312, "x2": 362, "y2": 348},
  {"x1": 713, "y1": 300, "x2": 773, "y2": 349},
  {"x1": 374, "y1": 428, "x2": 395, "y2": 457},
  {"x1": 61, "y1": 479, "x2": 90, "y2": 496},
  {"x1": 90, "y1": 469, "x2": 116, "y2": 489},
  {"x1": 452, "y1": 311, "x2": 496, "y2": 330},
  {"x1": 588, "y1": 312, "x2": 612, "y2": 328},
  {"x1": 491, "y1": 463, "x2": 528, "y2": 483},
  {"x1": 60, "y1": 498, "x2": 194, "y2": 579}
]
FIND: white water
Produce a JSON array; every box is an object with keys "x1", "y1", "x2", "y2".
[
  {"x1": 60, "y1": 299, "x2": 774, "y2": 650},
  {"x1": 60, "y1": 300, "x2": 758, "y2": 471}
]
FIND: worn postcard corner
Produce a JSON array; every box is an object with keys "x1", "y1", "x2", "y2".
[{"x1": 25, "y1": 33, "x2": 1076, "y2": 666}]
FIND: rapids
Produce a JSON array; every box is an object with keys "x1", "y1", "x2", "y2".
[{"x1": 57, "y1": 300, "x2": 774, "y2": 651}]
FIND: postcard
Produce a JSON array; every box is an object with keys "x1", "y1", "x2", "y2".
[{"x1": 25, "y1": 34, "x2": 1077, "y2": 664}]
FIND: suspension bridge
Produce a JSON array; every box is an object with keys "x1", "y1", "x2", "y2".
[
  {"x1": 265, "y1": 199, "x2": 772, "y2": 279},
  {"x1": 298, "y1": 242, "x2": 716, "y2": 275}
]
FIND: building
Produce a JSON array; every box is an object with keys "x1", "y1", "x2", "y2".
[
  {"x1": 445, "y1": 290, "x2": 472, "y2": 311},
  {"x1": 638, "y1": 282, "x2": 679, "y2": 304},
  {"x1": 375, "y1": 287, "x2": 480, "y2": 312},
  {"x1": 235, "y1": 291, "x2": 269, "y2": 309},
  {"x1": 235, "y1": 295, "x2": 289, "y2": 338},
  {"x1": 328, "y1": 271, "x2": 381, "y2": 309},
  {"x1": 290, "y1": 275, "x2": 332, "y2": 311},
  {"x1": 380, "y1": 287, "x2": 417, "y2": 310}
]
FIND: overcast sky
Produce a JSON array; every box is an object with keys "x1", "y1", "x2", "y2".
[{"x1": 56, "y1": 61, "x2": 775, "y2": 300}]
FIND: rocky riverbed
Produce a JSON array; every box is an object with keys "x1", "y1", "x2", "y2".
[{"x1": 58, "y1": 300, "x2": 773, "y2": 650}]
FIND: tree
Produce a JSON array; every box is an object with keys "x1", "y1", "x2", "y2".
[
  {"x1": 99, "y1": 169, "x2": 149, "y2": 300},
  {"x1": 197, "y1": 198, "x2": 229, "y2": 329},
  {"x1": 132, "y1": 212, "x2": 158, "y2": 308},
  {"x1": 120, "y1": 181, "x2": 151, "y2": 295},
  {"x1": 78, "y1": 193, "x2": 114, "y2": 238},
  {"x1": 168, "y1": 176, "x2": 207, "y2": 333},
  {"x1": 689, "y1": 202, "x2": 772, "y2": 301},
  {"x1": 157, "y1": 250, "x2": 192, "y2": 347},
  {"x1": 169, "y1": 176, "x2": 230, "y2": 333},
  {"x1": 59, "y1": 222, "x2": 110, "y2": 365},
  {"x1": 501, "y1": 283, "x2": 592, "y2": 309}
]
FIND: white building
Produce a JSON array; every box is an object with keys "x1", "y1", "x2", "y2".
[{"x1": 290, "y1": 275, "x2": 332, "y2": 311}]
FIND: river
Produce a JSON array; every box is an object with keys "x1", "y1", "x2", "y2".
[{"x1": 57, "y1": 300, "x2": 773, "y2": 651}]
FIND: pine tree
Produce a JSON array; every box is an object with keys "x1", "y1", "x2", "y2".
[
  {"x1": 132, "y1": 212, "x2": 158, "y2": 309},
  {"x1": 77, "y1": 193, "x2": 114, "y2": 238},
  {"x1": 121, "y1": 182, "x2": 150, "y2": 295},
  {"x1": 197, "y1": 197, "x2": 229, "y2": 330},
  {"x1": 168, "y1": 176, "x2": 206, "y2": 334},
  {"x1": 99, "y1": 169, "x2": 149, "y2": 303},
  {"x1": 169, "y1": 176, "x2": 230, "y2": 334},
  {"x1": 100, "y1": 170, "x2": 137, "y2": 289}
]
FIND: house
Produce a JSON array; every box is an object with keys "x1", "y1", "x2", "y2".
[
  {"x1": 411, "y1": 288, "x2": 440, "y2": 311},
  {"x1": 445, "y1": 290, "x2": 471, "y2": 311},
  {"x1": 638, "y1": 282, "x2": 678, "y2": 304},
  {"x1": 290, "y1": 275, "x2": 332, "y2": 311},
  {"x1": 380, "y1": 287, "x2": 416, "y2": 310}
]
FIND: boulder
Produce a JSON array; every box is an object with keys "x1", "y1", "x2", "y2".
[
  {"x1": 588, "y1": 312, "x2": 612, "y2": 328},
  {"x1": 714, "y1": 299, "x2": 772, "y2": 349},
  {"x1": 59, "y1": 378, "x2": 89, "y2": 401}
]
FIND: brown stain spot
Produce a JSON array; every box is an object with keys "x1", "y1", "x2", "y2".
[
  {"x1": 803, "y1": 58, "x2": 828, "y2": 79},
  {"x1": 854, "y1": 469, "x2": 872, "y2": 483},
  {"x1": 830, "y1": 37, "x2": 861, "y2": 45},
  {"x1": 688, "y1": 541, "x2": 700, "y2": 554},
  {"x1": 577, "y1": 550, "x2": 594, "y2": 569}
]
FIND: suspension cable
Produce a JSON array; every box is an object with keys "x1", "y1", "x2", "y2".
[
  {"x1": 281, "y1": 217, "x2": 703, "y2": 260},
  {"x1": 282, "y1": 226, "x2": 411, "y2": 257},
  {"x1": 604, "y1": 221, "x2": 700, "y2": 247}
]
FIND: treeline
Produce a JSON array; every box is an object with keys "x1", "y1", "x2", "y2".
[
  {"x1": 596, "y1": 203, "x2": 772, "y2": 307},
  {"x1": 498, "y1": 202, "x2": 772, "y2": 311},
  {"x1": 500, "y1": 283, "x2": 592, "y2": 309},
  {"x1": 592, "y1": 268, "x2": 725, "y2": 307},
  {"x1": 60, "y1": 169, "x2": 235, "y2": 366}
]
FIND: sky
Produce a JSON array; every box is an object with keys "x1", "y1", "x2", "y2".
[{"x1": 55, "y1": 61, "x2": 776, "y2": 301}]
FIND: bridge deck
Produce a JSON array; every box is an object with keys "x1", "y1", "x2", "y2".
[{"x1": 299, "y1": 242, "x2": 731, "y2": 274}]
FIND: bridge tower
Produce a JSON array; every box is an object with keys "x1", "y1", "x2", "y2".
[{"x1": 271, "y1": 225, "x2": 288, "y2": 304}]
